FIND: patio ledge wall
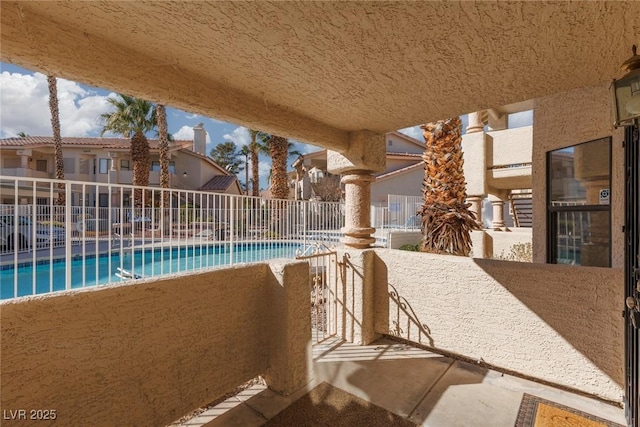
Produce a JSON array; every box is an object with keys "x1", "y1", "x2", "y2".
[
  {"x1": 0, "y1": 260, "x2": 311, "y2": 427},
  {"x1": 372, "y1": 248, "x2": 624, "y2": 401}
]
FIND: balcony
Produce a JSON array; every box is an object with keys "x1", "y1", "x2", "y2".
[
  {"x1": 1, "y1": 247, "x2": 625, "y2": 426},
  {"x1": 487, "y1": 126, "x2": 533, "y2": 190},
  {"x1": 0, "y1": 168, "x2": 51, "y2": 179}
]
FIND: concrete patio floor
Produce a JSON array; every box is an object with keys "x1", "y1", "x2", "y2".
[{"x1": 179, "y1": 337, "x2": 626, "y2": 427}]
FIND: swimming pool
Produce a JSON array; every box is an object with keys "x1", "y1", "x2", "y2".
[{"x1": 0, "y1": 242, "x2": 300, "y2": 299}]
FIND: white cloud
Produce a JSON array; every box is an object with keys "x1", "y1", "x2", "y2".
[
  {"x1": 397, "y1": 125, "x2": 423, "y2": 141},
  {"x1": 172, "y1": 125, "x2": 211, "y2": 143},
  {"x1": 259, "y1": 160, "x2": 272, "y2": 189},
  {"x1": 185, "y1": 113, "x2": 201, "y2": 120},
  {"x1": 223, "y1": 126, "x2": 250, "y2": 148},
  {"x1": 172, "y1": 125, "x2": 194, "y2": 141},
  {"x1": 0, "y1": 71, "x2": 111, "y2": 138}
]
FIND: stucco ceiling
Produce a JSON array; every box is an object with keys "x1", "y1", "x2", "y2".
[{"x1": 2, "y1": 1, "x2": 639, "y2": 151}]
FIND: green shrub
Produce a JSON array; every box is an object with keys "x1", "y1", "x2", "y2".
[
  {"x1": 399, "y1": 243, "x2": 420, "y2": 252},
  {"x1": 494, "y1": 242, "x2": 533, "y2": 262}
]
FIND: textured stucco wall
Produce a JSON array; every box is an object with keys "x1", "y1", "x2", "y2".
[
  {"x1": 486, "y1": 228, "x2": 532, "y2": 260},
  {"x1": 461, "y1": 131, "x2": 487, "y2": 196},
  {"x1": 336, "y1": 249, "x2": 379, "y2": 345},
  {"x1": 373, "y1": 249, "x2": 624, "y2": 401},
  {"x1": 3, "y1": 2, "x2": 638, "y2": 147},
  {"x1": 532, "y1": 84, "x2": 624, "y2": 266},
  {"x1": 387, "y1": 133, "x2": 424, "y2": 154},
  {"x1": 387, "y1": 231, "x2": 422, "y2": 249},
  {"x1": 1, "y1": 262, "x2": 311, "y2": 426},
  {"x1": 490, "y1": 126, "x2": 533, "y2": 167}
]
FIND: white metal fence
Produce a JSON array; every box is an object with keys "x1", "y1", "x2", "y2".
[
  {"x1": 372, "y1": 194, "x2": 422, "y2": 245},
  {"x1": 0, "y1": 176, "x2": 344, "y2": 299},
  {"x1": 296, "y1": 247, "x2": 339, "y2": 343}
]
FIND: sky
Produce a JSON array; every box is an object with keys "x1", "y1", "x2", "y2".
[{"x1": 0, "y1": 62, "x2": 532, "y2": 188}]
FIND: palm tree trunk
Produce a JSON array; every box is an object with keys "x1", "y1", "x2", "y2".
[
  {"x1": 157, "y1": 105, "x2": 169, "y2": 189},
  {"x1": 250, "y1": 129, "x2": 260, "y2": 197},
  {"x1": 131, "y1": 131, "x2": 151, "y2": 206},
  {"x1": 269, "y1": 136, "x2": 289, "y2": 199},
  {"x1": 47, "y1": 75, "x2": 65, "y2": 206},
  {"x1": 419, "y1": 117, "x2": 478, "y2": 256}
]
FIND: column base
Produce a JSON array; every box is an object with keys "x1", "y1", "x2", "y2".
[{"x1": 342, "y1": 227, "x2": 376, "y2": 248}]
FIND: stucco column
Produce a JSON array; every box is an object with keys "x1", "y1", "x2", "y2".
[
  {"x1": 466, "y1": 111, "x2": 485, "y2": 133},
  {"x1": 327, "y1": 130, "x2": 386, "y2": 249},
  {"x1": 341, "y1": 172, "x2": 376, "y2": 248},
  {"x1": 467, "y1": 195, "x2": 483, "y2": 227},
  {"x1": 20, "y1": 155, "x2": 30, "y2": 168},
  {"x1": 491, "y1": 199, "x2": 506, "y2": 231}
]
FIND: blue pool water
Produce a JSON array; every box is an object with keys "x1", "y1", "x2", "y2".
[{"x1": 0, "y1": 242, "x2": 300, "y2": 299}]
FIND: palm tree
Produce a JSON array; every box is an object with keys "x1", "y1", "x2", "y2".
[
  {"x1": 47, "y1": 75, "x2": 64, "y2": 205},
  {"x1": 155, "y1": 104, "x2": 171, "y2": 231},
  {"x1": 268, "y1": 135, "x2": 290, "y2": 199},
  {"x1": 419, "y1": 117, "x2": 479, "y2": 256},
  {"x1": 239, "y1": 144, "x2": 251, "y2": 195},
  {"x1": 248, "y1": 129, "x2": 262, "y2": 196},
  {"x1": 16, "y1": 131, "x2": 29, "y2": 138},
  {"x1": 100, "y1": 95, "x2": 156, "y2": 205},
  {"x1": 156, "y1": 104, "x2": 169, "y2": 191}
]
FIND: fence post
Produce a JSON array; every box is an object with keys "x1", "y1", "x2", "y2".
[
  {"x1": 65, "y1": 182, "x2": 72, "y2": 290},
  {"x1": 303, "y1": 202, "x2": 307, "y2": 249},
  {"x1": 229, "y1": 196, "x2": 235, "y2": 265}
]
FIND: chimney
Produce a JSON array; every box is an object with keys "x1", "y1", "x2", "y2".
[{"x1": 193, "y1": 123, "x2": 207, "y2": 154}]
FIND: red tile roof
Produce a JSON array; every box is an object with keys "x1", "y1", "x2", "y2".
[
  {"x1": 375, "y1": 162, "x2": 423, "y2": 181},
  {"x1": 0, "y1": 136, "x2": 192, "y2": 150},
  {"x1": 199, "y1": 175, "x2": 239, "y2": 192}
]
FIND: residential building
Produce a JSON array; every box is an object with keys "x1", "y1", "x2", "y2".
[
  {"x1": 0, "y1": 123, "x2": 242, "y2": 205},
  {"x1": 291, "y1": 108, "x2": 533, "y2": 232}
]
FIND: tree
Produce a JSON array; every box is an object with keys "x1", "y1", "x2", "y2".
[
  {"x1": 156, "y1": 104, "x2": 170, "y2": 190},
  {"x1": 155, "y1": 104, "x2": 171, "y2": 230},
  {"x1": 419, "y1": 117, "x2": 479, "y2": 256},
  {"x1": 47, "y1": 76, "x2": 65, "y2": 205},
  {"x1": 100, "y1": 95, "x2": 156, "y2": 203},
  {"x1": 17, "y1": 131, "x2": 29, "y2": 138},
  {"x1": 239, "y1": 144, "x2": 251, "y2": 195},
  {"x1": 209, "y1": 141, "x2": 243, "y2": 175},
  {"x1": 311, "y1": 174, "x2": 343, "y2": 202},
  {"x1": 248, "y1": 129, "x2": 265, "y2": 196},
  {"x1": 267, "y1": 135, "x2": 289, "y2": 199}
]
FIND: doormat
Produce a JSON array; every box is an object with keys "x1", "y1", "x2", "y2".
[
  {"x1": 263, "y1": 381, "x2": 417, "y2": 427},
  {"x1": 514, "y1": 393, "x2": 624, "y2": 427}
]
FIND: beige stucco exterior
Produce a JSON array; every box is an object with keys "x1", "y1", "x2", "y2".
[
  {"x1": 372, "y1": 249, "x2": 624, "y2": 401},
  {"x1": 532, "y1": 84, "x2": 625, "y2": 267},
  {"x1": 0, "y1": 0, "x2": 638, "y2": 418},
  {"x1": 0, "y1": 261, "x2": 310, "y2": 426},
  {"x1": 2, "y1": 2, "x2": 638, "y2": 148}
]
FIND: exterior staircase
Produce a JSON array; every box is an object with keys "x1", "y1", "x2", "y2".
[{"x1": 510, "y1": 191, "x2": 533, "y2": 228}]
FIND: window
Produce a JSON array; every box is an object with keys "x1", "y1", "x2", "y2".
[
  {"x1": 121, "y1": 160, "x2": 130, "y2": 171},
  {"x1": 99, "y1": 158, "x2": 109, "y2": 174},
  {"x1": 151, "y1": 161, "x2": 176, "y2": 173},
  {"x1": 36, "y1": 159, "x2": 47, "y2": 172},
  {"x1": 388, "y1": 139, "x2": 393, "y2": 146},
  {"x1": 547, "y1": 137, "x2": 611, "y2": 267}
]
